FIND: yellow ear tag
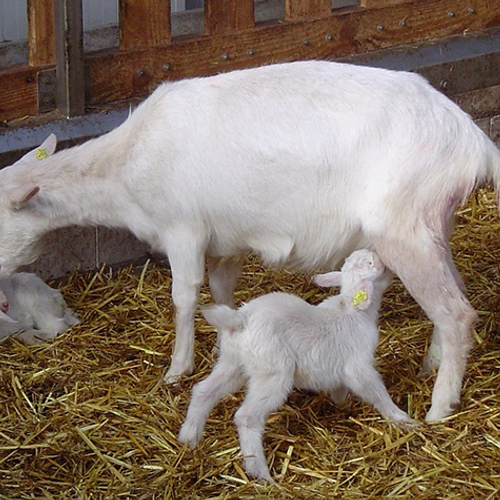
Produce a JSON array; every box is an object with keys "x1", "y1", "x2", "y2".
[
  {"x1": 35, "y1": 147, "x2": 50, "y2": 160},
  {"x1": 353, "y1": 289, "x2": 368, "y2": 308}
]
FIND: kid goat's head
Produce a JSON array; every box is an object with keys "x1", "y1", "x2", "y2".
[{"x1": 313, "y1": 250, "x2": 391, "y2": 310}]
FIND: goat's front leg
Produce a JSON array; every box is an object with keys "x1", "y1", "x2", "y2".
[
  {"x1": 345, "y1": 363, "x2": 414, "y2": 423},
  {"x1": 163, "y1": 230, "x2": 207, "y2": 383}
]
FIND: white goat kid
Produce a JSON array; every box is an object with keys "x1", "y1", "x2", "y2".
[
  {"x1": 0, "y1": 273, "x2": 78, "y2": 344},
  {"x1": 0, "y1": 61, "x2": 499, "y2": 420},
  {"x1": 178, "y1": 250, "x2": 413, "y2": 481}
]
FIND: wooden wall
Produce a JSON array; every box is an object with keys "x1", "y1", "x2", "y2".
[{"x1": 1, "y1": 0, "x2": 499, "y2": 122}]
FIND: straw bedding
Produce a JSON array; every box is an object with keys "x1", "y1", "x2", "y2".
[{"x1": 0, "y1": 188, "x2": 499, "y2": 499}]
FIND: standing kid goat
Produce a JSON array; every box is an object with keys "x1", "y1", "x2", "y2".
[
  {"x1": 178, "y1": 250, "x2": 413, "y2": 481},
  {"x1": 0, "y1": 61, "x2": 499, "y2": 420}
]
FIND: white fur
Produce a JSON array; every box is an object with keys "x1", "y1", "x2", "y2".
[
  {"x1": 0, "y1": 61, "x2": 498, "y2": 419},
  {"x1": 0, "y1": 273, "x2": 78, "y2": 344},
  {"x1": 179, "y1": 250, "x2": 413, "y2": 481}
]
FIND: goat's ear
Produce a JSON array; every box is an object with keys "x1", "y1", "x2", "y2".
[
  {"x1": 352, "y1": 280, "x2": 374, "y2": 310},
  {"x1": 201, "y1": 305, "x2": 244, "y2": 331},
  {"x1": 5, "y1": 185, "x2": 41, "y2": 211},
  {"x1": 0, "y1": 310, "x2": 17, "y2": 323},
  {"x1": 16, "y1": 134, "x2": 57, "y2": 164},
  {"x1": 312, "y1": 271, "x2": 342, "y2": 288}
]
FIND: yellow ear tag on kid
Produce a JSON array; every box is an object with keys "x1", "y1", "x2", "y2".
[
  {"x1": 35, "y1": 147, "x2": 49, "y2": 160},
  {"x1": 353, "y1": 289, "x2": 368, "y2": 307}
]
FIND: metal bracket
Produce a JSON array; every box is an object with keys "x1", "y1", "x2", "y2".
[
  {"x1": 37, "y1": 69, "x2": 57, "y2": 113},
  {"x1": 37, "y1": 66, "x2": 91, "y2": 114}
]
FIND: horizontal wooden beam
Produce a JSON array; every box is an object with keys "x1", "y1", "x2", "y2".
[
  {"x1": 0, "y1": 67, "x2": 39, "y2": 120},
  {"x1": 1, "y1": 0, "x2": 499, "y2": 121},
  {"x1": 360, "y1": 0, "x2": 413, "y2": 8}
]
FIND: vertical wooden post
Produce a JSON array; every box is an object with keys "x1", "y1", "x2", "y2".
[
  {"x1": 285, "y1": 0, "x2": 332, "y2": 21},
  {"x1": 119, "y1": 0, "x2": 171, "y2": 50},
  {"x1": 28, "y1": 0, "x2": 56, "y2": 66},
  {"x1": 55, "y1": 0, "x2": 85, "y2": 117},
  {"x1": 205, "y1": 0, "x2": 254, "y2": 35}
]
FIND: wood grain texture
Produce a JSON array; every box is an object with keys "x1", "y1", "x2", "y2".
[
  {"x1": 205, "y1": 0, "x2": 254, "y2": 35},
  {"x1": 286, "y1": 0, "x2": 332, "y2": 21},
  {"x1": 0, "y1": 68, "x2": 38, "y2": 120},
  {"x1": 27, "y1": 0, "x2": 56, "y2": 66},
  {"x1": 119, "y1": 0, "x2": 171, "y2": 50},
  {"x1": 87, "y1": 0, "x2": 500, "y2": 106},
  {"x1": 361, "y1": 0, "x2": 413, "y2": 8},
  {"x1": 1, "y1": 0, "x2": 500, "y2": 121}
]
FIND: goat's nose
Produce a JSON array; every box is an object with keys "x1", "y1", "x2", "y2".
[{"x1": 1, "y1": 302, "x2": 9, "y2": 313}]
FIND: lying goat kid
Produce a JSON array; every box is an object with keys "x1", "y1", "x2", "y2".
[
  {"x1": 179, "y1": 250, "x2": 412, "y2": 480},
  {"x1": 0, "y1": 273, "x2": 78, "y2": 344}
]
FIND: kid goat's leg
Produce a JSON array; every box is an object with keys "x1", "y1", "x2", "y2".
[
  {"x1": 345, "y1": 363, "x2": 413, "y2": 423},
  {"x1": 373, "y1": 233, "x2": 476, "y2": 422},
  {"x1": 179, "y1": 359, "x2": 244, "y2": 447},
  {"x1": 234, "y1": 372, "x2": 292, "y2": 481}
]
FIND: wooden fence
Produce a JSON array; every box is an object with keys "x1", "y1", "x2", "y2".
[{"x1": 1, "y1": 0, "x2": 500, "y2": 122}]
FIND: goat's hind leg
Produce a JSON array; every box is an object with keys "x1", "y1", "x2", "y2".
[
  {"x1": 207, "y1": 256, "x2": 244, "y2": 356},
  {"x1": 234, "y1": 371, "x2": 293, "y2": 481},
  {"x1": 421, "y1": 245, "x2": 468, "y2": 375},
  {"x1": 179, "y1": 359, "x2": 244, "y2": 447},
  {"x1": 373, "y1": 233, "x2": 476, "y2": 421}
]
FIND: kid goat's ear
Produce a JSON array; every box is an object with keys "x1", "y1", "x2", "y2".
[
  {"x1": 312, "y1": 271, "x2": 342, "y2": 288},
  {"x1": 15, "y1": 134, "x2": 57, "y2": 165}
]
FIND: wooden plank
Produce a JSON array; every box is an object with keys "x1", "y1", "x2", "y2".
[
  {"x1": 205, "y1": 0, "x2": 254, "y2": 35},
  {"x1": 361, "y1": 0, "x2": 413, "y2": 8},
  {"x1": 27, "y1": 0, "x2": 56, "y2": 66},
  {"x1": 1, "y1": 0, "x2": 500, "y2": 121},
  {"x1": 119, "y1": 0, "x2": 171, "y2": 50},
  {"x1": 87, "y1": 0, "x2": 500, "y2": 105},
  {"x1": 285, "y1": 0, "x2": 332, "y2": 21},
  {"x1": 0, "y1": 68, "x2": 38, "y2": 121}
]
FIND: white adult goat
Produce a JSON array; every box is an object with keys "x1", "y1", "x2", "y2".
[
  {"x1": 0, "y1": 61, "x2": 499, "y2": 420},
  {"x1": 0, "y1": 273, "x2": 78, "y2": 343},
  {"x1": 179, "y1": 250, "x2": 412, "y2": 481}
]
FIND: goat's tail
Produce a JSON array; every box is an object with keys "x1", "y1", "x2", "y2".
[
  {"x1": 201, "y1": 305, "x2": 245, "y2": 333},
  {"x1": 478, "y1": 125, "x2": 500, "y2": 209},
  {"x1": 485, "y1": 137, "x2": 500, "y2": 208}
]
